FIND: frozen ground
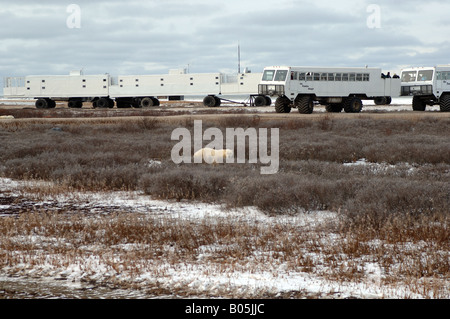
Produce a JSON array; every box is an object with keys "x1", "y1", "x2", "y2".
[{"x1": 0, "y1": 176, "x2": 446, "y2": 299}]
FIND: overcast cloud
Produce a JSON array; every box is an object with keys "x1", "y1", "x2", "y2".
[{"x1": 1, "y1": 0, "x2": 450, "y2": 84}]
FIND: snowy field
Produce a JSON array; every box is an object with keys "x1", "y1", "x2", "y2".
[
  {"x1": 0, "y1": 97, "x2": 447, "y2": 300},
  {"x1": 0, "y1": 176, "x2": 447, "y2": 299}
]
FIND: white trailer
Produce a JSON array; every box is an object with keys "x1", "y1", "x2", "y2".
[
  {"x1": 110, "y1": 69, "x2": 262, "y2": 108},
  {"x1": 3, "y1": 69, "x2": 262, "y2": 108},
  {"x1": 258, "y1": 66, "x2": 401, "y2": 114},
  {"x1": 400, "y1": 65, "x2": 450, "y2": 112},
  {"x1": 3, "y1": 71, "x2": 111, "y2": 108}
]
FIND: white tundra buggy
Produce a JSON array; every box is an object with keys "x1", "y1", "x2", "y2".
[
  {"x1": 257, "y1": 66, "x2": 401, "y2": 114},
  {"x1": 400, "y1": 65, "x2": 450, "y2": 112}
]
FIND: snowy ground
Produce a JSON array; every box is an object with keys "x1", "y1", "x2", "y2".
[
  {"x1": 0, "y1": 96, "x2": 447, "y2": 299},
  {"x1": 0, "y1": 175, "x2": 446, "y2": 299}
]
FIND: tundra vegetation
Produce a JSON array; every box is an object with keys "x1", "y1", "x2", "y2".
[{"x1": 0, "y1": 112, "x2": 448, "y2": 298}]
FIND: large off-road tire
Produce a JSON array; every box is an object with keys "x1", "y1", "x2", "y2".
[
  {"x1": 133, "y1": 99, "x2": 143, "y2": 108},
  {"x1": 325, "y1": 104, "x2": 343, "y2": 113},
  {"x1": 295, "y1": 95, "x2": 314, "y2": 114},
  {"x1": 68, "y1": 99, "x2": 82, "y2": 108},
  {"x1": 374, "y1": 97, "x2": 387, "y2": 105},
  {"x1": 97, "y1": 97, "x2": 114, "y2": 108},
  {"x1": 254, "y1": 95, "x2": 267, "y2": 107},
  {"x1": 214, "y1": 96, "x2": 221, "y2": 107},
  {"x1": 265, "y1": 96, "x2": 272, "y2": 106},
  {"x1": 412, "y1": 96, "x2": 426, "y2": 111},
  {"x1": 140, "y1": 97, "x2": 154, "y2": 108},
  {"x1": 35, "y1": 99, "x2": 48, "y2": 109},
  {"x1": 203, "y1": 95, "x2": 217, "y2": 107},
  {"x1": 116, "y1": 100, "x2": 130, "y2": 108},
  {"x1": 275, "y1": 96, "x2": 291, "y2": 113},
  {"x1": 386, "y1": 97, "x2": 392, "y2": 105},
  {"x1": 47, "y1": 99, "x2": 56, "y2": 109},
  {"x1": 439, "y1": 95, "x2": 450, "y2": 112},
  {"x1": 344, "y1": 97, "x2": 363, "y2": 113},
  {"x1": 151, "y1": 97, "x2": 160, "y2": 106}
]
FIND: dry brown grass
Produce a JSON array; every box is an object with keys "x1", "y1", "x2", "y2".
[{"x1": 0, "y1": 113, "x2": 449, "y2": 298}]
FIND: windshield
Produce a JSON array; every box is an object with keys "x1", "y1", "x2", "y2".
[
  {"x1": 262, "y1": 70, "x2": 275, "y2": 81},
  {"x1": 401, "y1": 71, "x2": 417, "y2": 82},
  {"x1": 274, "y1": 70, "x2": 288, "y2": 82},
  {"x1": 417, "y1": 70, "x2": 434, "y2": 82}
]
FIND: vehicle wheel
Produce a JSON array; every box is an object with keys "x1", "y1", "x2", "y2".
[
  {"x1": 344, "y1": 97, "x2": 363, "y2": 113},
  {"x1": 35, "y1": 99, "x2": 48, "y2": 109},
  {"x1": 265, "y1": 96, "x2": 272, "y2": 106},
  {"x1": 203, "y1": 95, "x2": 217, "y2": 107},
  {"x1": 151, "y1": 97, "x2": 160, "y2": 106},
  {"x1": 116, "y1": 100, "x2": 127, "y2": 108},
  {"x1": 412, "y1": 96, "x2": 426, "y2": 111},
  {"x1": 275, "y1": 97, "x2": 291, "y2": 113},
  {"x1": 47, "y1": 99, "x2": 56, "y2": 109},
  {"x1": 68, "y1": 100, "x2": 82, "y2": 108},
  {"x1": 97, "y1": 98, "x2": 112, "y2": 108},
  {"x1": 68, "y1": 100, "x2": 76, "y2": 108},
  {"x1": 295, "y1": 95, "x2": 314, "y2": 114},
  {"x1": 325, "y1": 104, "x2": 343, "y2": 113},
  {"x1": 440, "y1": 95, "x2": 450, "y2": 112},
  {"x1": 374, "y1": 97, "x2": 387, "y2": 105},
  {"x1": 140, "y1": 97, "x2": 154, "y2": 108},
  {"x1": 214, "y1": 96, "x2": 221, "y2": 107},
  {"x1": 254, "y1": 95, "x2": 267, "y2": 107},
  {"x1": 133, "y1": 99, "x2": 142, "y2": 108},
  {"x1": 386, "y1": 97, "x2": 392, "y2": 105}
]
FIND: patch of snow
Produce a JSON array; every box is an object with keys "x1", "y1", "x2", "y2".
[{"x1": 0, "y1": 177, "x2": 446, "y2": 299}]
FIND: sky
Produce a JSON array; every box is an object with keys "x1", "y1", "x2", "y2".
[{"x1": 1, "y1": 0, "x2": 450, "y2": 83}]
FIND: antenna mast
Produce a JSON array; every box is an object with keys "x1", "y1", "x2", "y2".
[{"x1": 238, "y1": 42, "x2": 241, "y2": 74}]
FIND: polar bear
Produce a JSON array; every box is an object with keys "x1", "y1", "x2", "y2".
[{"x1": 193, "y1": 148, "x2": 234, "y2": 164}]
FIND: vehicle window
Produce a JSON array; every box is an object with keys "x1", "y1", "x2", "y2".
[
  {"x1": 306, "y1": 72, "x2": 313, "y2": 81},
  {"x1": 314, "y1": 73, "x2": 320, "y2": 81},
  {"x1": 320, "y1": 73, "x2": 327, "y2": 81},
  {"x1": 328, "y1": 73, "x2": 335, "y2": 81},
  {"x1": 401, "y1": 71, "x2": 417, "y2": 82},
  {"x1": 262, "y1": 70, "x2": 275, "y2": 81},
  {"x1": 299, "y1": 73, "x2": 306, "y2": 81},
  {"x1": 417, "y1": 70, "x2": 434, "y2": 82},
  {"x1": 349, "y1": 73, "x2": 356, "y2": 81},
  {"x1": 356, "y1": 74, "x2": 363, "y2": 81},
  {"x1": 438, "y1": 71, "x2": 450, "y2": 80},
  {"x1": 335, "y1": 73, "x2": 342, "y2": 81},
  {"x1": 363, "y1": 74, "x2": 370, "y2": 81},
  {"x1": 274, "y1": 70, "x2": 288, "y2": 81},
  {"x1": 342, "y1": 73, "x2": 349, "y2": 81},
  {"x1": 291, "y1": 71, "x2": 298, "y2": 80}
]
